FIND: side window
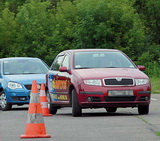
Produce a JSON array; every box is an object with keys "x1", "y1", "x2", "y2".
[
  {"x1": 61, "y1": 55, "x2": 69, "y2": 69},
  {"x1": 51, "y1": 55, "x2": 64, "y2": 71},
  {"x1": 0, "y1": 61, "x2": 1, "y2": 74}
]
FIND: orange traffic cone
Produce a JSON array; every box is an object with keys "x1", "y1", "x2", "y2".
[
  {"x1": 20, "y1": 80, "x2": 51, "y2": 138},
  {"x1": 40, "y1": 83, "x2": 52, "y2": 116}
]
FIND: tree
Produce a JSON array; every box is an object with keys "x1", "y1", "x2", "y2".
[
  {"x1": 0, "y1": 0, "x2": 159, "y2": 76},
  {"x1": 0, "y1": 8, "x2": 17, "y2": 58},
  {"x1": 134, "y1": 0, "x2": 160, "y2": 77},
  {"x1": 0, "y1": 0, "x2": 26, "y2": 13},
  {"x1": 15, "y1": 0, "x2": 55, "y2": 64},
  {"x1": 54, "y1": 0, "x2": 146, "y2": 60}
]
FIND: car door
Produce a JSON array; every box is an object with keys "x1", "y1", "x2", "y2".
[
  {"x1": 57, "y1": 53, "x2": 70, "y2": 102},
  {"x1": 47, "y1": 53, "x2": 70, "y2": 104}
]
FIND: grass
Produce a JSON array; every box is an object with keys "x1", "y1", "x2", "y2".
[
  {"x1": 155, "y1": 131, "x2": 160, "y2": 136},
  {"x1": 150, "y1": 77, "x2": 160, "y2": 94},
  {"x1": 136, "y1": 116, "x2": 148, "y2": 124}
]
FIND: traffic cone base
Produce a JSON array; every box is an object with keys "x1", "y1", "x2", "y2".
[
  {"x1": 43, "y1": 114, "x2": 52, "y2": 116},
  {"x1": 21, "y1": 135, "x2": 50, "y2": 138},
  {"x1": 41, "y1": 102, "x2": 52, "y2": 116},
  {"x1": 20, "y1": 122, "x2": 51, "y2": 138},
  {"x1": 21, "y1": 135, "x2": 51, "y2": 138},
  {"x1": 21, "y1": 123, "x2": 51, "y2": 138}
]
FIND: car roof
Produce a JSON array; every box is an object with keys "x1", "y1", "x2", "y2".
[
  {"x1": 62, "y1": 49, "x2": 120, "y2": 54},
  {"x1": 0, "y1": 57, "x2": 41, "y2": 61}
]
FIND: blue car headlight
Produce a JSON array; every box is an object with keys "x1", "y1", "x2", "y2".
[{"x1": 8, "y1": 82, "x2": 23, "y2": 89}]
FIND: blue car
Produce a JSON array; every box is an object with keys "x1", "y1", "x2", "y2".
[{"x1": 0, "y1": 57, "x2": 49, "y2": 111}]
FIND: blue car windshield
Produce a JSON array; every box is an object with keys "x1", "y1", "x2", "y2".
[
  {"x1": 3, "y1": 59, "x2": 49, "y2": 75},
  {"x1": 74, "y1": 51, "x2": 136, "y2": 69}
]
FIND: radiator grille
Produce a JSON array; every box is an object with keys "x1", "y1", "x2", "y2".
[
  {"x1": 104, "y1": 78, "x2": 134, "y2": 86},
  {"x1": 24, "y1": 84, "x2": 41, "y2": 90},
  {"x1": 24, "y1": 85, "x2": 32, "y2": 90}
]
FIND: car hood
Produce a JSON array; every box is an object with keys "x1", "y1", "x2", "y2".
[
  {"x1": 4, "y1": 74, "x2": 46, "y2": 84},
  {"x1": 74, "y1": 68, "x2": 148, "y2": 79}
]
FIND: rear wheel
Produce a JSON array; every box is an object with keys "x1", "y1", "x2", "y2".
[
  {"x1": 72, "y1": 89, "x2": 82, "y2": 117},
  {"x1": 138, "y1": 105, "x2": 149, "y2": 115},
  {"x1": 0, "y1": 91, "x2": 12, "y2": 111},
  {"x1": 106, "y1": 107, "x2": 117, "y2": 113}
]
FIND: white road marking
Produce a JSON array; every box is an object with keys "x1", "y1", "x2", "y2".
[{"x1": 151, "y1": 98, "x2": 158, "y2": 101}]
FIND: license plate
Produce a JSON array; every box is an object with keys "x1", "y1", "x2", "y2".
[{"x1": 108, "y1": 90, "x2": 133, "y2": 96}]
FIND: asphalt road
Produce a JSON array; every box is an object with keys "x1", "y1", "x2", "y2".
[{"x1": 0, "y1": 94, "x2": 160, "y2": 141}]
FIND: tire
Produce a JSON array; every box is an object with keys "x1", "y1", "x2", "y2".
[
  {"x1": 49, "y1": 104, "x2": 58, "y2": 114},
  {"x1": 46, "y1": 90, "x2": 58, "y2": 114},
  {"x1": 106, "y1": 107, "x2": 117, "y2": 113},
  {"x1": 138, "y1": 105, "x2": 149, "y2": 115},
  {"x1": 72, "y1": 89, "x2": 82, "y2": 117},
  {"x1": 0, "y1": 91, "x2": 12, "y2": 111}
]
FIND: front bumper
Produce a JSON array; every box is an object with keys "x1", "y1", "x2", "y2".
[
  {"x1": 77, "y1": 84, "x2": 151, "y2": 108},
  {"x1": 4, "y1": 88, "x2": 30, "y2": 104}
]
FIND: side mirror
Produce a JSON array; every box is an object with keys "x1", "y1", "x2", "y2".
[
  {"x1": 59, "y1": 66, "x2": 68, "y2": 72},
  {"x1": 137, "y1": 65, "x2": 146, "y2": 71}
]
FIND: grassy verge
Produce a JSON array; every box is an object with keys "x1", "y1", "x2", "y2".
[
  {"x1": 150, "y1": 77, "x2": 160, "y2": 94},
  {"x1": 155, "y1": 131, "x2": 160, "y2": 136}
]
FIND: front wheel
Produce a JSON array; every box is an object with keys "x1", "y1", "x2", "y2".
[
  {"x1": 0, "y1": 91, "x2": 12, "y2": 111},
  {"x1": 72, "y1": 89, "x2": 82, "y2": 117},
  {"x1": 46, "y1": 90, "x2": 58, "y2": 114},
  {"x1": 138, "y1": 105, "x2": 149, "y2": 115},
  {"x1": 49, "y1": 104, "x2": 58, "y2": 114}
]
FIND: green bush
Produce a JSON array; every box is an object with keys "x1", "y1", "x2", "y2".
[{"x1": 0, "y1": 0, "x2": 160, "y2": 73}]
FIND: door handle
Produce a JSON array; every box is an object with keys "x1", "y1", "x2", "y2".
[{"x1": 55, "y1": 74, "x2": 59, "y2": 79}]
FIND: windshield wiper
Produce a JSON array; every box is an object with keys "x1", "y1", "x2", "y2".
[
  {"x1": 75, "y1": 67, "x2": 91, "y2": 69},
  {"x1": 23, "y1": 72, "x2": 40, "y2": 74},
  {"x1": 105, "y1": 66, "x2": 117, "y2": 68},
  {"x1": 4, "y1": 73, "x2": 14, "y2": 75}
]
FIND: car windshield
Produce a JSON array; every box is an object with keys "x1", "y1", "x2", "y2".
[
  {"x1": 74, "y1": 51, "x2": 136, "y2": 69},
  {"x1": 3, "y1": 59, "x2": 49, "y2": 75}
]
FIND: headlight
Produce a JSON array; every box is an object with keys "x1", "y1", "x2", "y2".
[
  {"x1": 135, "y1": 79, "x2": 149, "y2": 85},
  {"x1": 84, "y1": 79, "x2": 102, "y2": 86},
  {"x1": 8, "y1": 82, "x2": 23, "y2": 89}
]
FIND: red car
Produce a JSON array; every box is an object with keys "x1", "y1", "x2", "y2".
[{"x1": 46, "y1": 49, "x2": 151, "y2": 117}]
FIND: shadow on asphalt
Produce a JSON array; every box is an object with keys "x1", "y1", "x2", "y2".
[
  {"x1": 0, "y1": 106, "x2": 28, "y2": 111},
  {"x1": 56, "y1": 112, "x2": 138, "y2": 117},
  {"x1": 0, "y1": 106, "x2": 138, "y2": 116},
  {"x1": 11, "y1": 107, "x2": 28, "y2": 111},
  {"x1": 82, "y1": 112, "x2": 138, "y2": 117}
]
